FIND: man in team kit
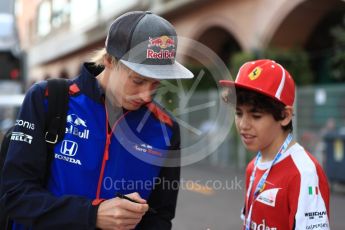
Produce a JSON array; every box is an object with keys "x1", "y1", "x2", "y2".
[{"x1": 0, "y1": 11, "x2": 193, "y2": 229}]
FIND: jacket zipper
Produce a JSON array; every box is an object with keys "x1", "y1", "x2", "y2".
[{"x1": 93, "y1": 109, "x2": 130, "y2": 205}]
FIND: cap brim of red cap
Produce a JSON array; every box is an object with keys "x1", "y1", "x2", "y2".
[
  {"x1": 219, "y1": 79, "x2": 262, "y2": 94},
  {"x1": 219, "y1": 80, "x2": 235, "y2": 87},
  {"x1": 219, "y1": 80, "x2": 287, "y2": 105},
  {"x1": 219, "y1": 80, "x2": 256, "y2": 92}
]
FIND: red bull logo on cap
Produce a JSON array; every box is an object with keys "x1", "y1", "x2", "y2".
[
  {"x1": 147, "y1": 35, "x2": 175, "y2": 60},
  {"x1": 148, "y1": 35, "x2": 175, "y2": 49}
]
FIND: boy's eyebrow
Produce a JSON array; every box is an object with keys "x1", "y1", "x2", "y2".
[
  {"x1": 249, "y1": 107, "x2": 264, "y2": 113},
  {"x1": 235, "y1": 106, "x2": 263, "y2": 113}
]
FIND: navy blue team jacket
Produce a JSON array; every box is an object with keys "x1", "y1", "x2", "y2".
[{"x1": 0, "y1": 63, "x2": 180, "y2": 229}]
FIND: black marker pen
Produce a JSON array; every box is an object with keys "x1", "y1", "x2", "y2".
[{"x1": 116, "y1": 193, "x2": 157, "y2": 214}]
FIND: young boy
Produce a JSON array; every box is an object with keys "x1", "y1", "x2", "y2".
[{"x1": 220, "y1": 59, "x2": 330, "y2": 230}]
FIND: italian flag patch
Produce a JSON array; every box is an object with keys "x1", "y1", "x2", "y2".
[{"x1": 308, "y1": 186, "x2": 319, "y2": 195}]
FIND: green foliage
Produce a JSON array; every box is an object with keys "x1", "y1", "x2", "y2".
[
  {"x1": 183, "y1": 65, "x2": 219, "y2": 90},
  {"x1": 229, "y1": 52, "x2": 255, "y2": 77},
  {"x1": 263, "y1": 48, "x2": 313, "y2": 85},
  {"x1": 330, "y1": 20, "x2": 345, "y2": 82},
  {"x1": 160, "y1": 65, "x2": 221, "y2": 93}
]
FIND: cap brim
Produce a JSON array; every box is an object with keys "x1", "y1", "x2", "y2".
[
  {"x1": 220, "y1": 80, "x2": 262, "y2": 93},
  {"x1": 120, "y1": 60, "x2": 194, "y2": 80},
  {"x1": 219, "y1": 80, "x2": 287, "y2": 105},
  {"x1": 219, "y1": 80, "x2": 236, "y2": 87}
]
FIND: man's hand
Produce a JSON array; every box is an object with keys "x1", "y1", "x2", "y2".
[{"x1": 96, "y1": 192, "x2": 149, "y2": 230}]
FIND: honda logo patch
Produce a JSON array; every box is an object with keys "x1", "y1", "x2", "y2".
[{"x1": 60, "y1": 140, "x2": 78, "y2": 157}]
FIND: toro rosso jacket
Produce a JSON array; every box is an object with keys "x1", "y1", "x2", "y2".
[{"x1": 1, "y1": 63, "x2": 180, "y2": 230}]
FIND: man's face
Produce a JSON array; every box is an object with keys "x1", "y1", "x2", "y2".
[{"x1": 106, "y1": 64, "x2": 160, "y2": 110}]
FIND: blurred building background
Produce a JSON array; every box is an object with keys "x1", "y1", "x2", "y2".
[{"x1": 2, "y1": 0, "x2": 345, "y2": 171}]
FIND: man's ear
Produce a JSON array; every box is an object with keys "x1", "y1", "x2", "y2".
[
  {"x1": 103, "y1": 55, "x2": 113, "y2": 68},
  {"x1": 281, "y1": 106, "x2": 293, "y2": 126}
]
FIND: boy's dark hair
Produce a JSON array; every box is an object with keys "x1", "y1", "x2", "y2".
[{"x1": 231, "y1": 87, "x2": 293, "y2": 132}]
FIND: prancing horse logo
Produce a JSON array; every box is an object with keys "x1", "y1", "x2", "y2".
[{"x1": 248, "y1": 67, "x2": 262, "y2": 80}]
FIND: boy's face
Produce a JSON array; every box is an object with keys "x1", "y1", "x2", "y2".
[
  {"x1": 235, "y1": 104, "x2": 286, "y2": 154},
  {"x1": 107, "y1": 64, "x2": 160, "y2": 110}
]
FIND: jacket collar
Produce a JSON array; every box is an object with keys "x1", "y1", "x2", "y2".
[{"x1": 73, "y1": 62, "x2": 105, "y2": 104}]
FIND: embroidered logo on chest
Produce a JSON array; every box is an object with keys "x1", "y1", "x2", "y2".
[
  {"x1": 134, "y1": 144, "x2": 162, "y2": 156},
  {"x1": 256, "y1": 188, "x2": 280, "y2": 207}
]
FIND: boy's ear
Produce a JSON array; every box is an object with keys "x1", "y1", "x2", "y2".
[
  {"x1": 221, "y1": 88, "x2": 236, "y2": 104},
  {"x1": 280, "y1": 106, "x2": 293, "y2": 126}
]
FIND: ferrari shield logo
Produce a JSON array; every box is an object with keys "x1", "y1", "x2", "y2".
[{"x1": 249, "y1": 67, "x2": 262, "y2": 80}]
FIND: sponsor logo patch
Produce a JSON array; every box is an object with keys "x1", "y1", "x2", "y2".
[
  {"x1": 67, "y1": 114, "x2": 87, "y2": 127},
  {"x1": 250, "y1": 219, "x2": 277, "y2": 230},
  {"x1": 148, "y1": 36, "x2": 175, "y2": 49},
  {"x1": 55, "y1": 139, "x2": 82, "y2": 165},
  {"x1": 55, "y1": 153, "x2": 82, "y2": 165},
  {"x1": 60, "y1": 140, "x2": 78, "y2": 157},
  {"x1": 147, "y1": 35, "x2": 175, "y2": 60},
  {"x1": 65, "y1": 114, "x2": 90, "y2": 139},
  {"x1": 256, "y1": 188, "x2": 280, "y2": 207},
  {"x1": 147, "y1": 49, "x2": 175, "y2": 59},
  {"x1": 134, "y1": 144, "x2": 162, "y2": 156},
  {"x1": 305, "y1": 211, "x2": 327, "y2": 220},
  {"x1": 248, "y1": 67, "x2": 262, "y2": 80},
  {"x1": 15, "y1": 119, "x2": 35, "y2": 130},
  {"x1": 10, "y1": 132, "x2": 33, "y2": 144},
  {"x1": 306, "y1": 222, "x2": 329, "y2": 229}
]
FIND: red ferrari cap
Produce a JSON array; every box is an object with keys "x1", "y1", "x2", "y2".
[{"x1": 219, "y1": 59, "x2": 295, "y2": 106}]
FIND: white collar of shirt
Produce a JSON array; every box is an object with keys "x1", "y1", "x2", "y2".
[{"x1": 256, "y1": 143, "x2": 301, "y2": 170}]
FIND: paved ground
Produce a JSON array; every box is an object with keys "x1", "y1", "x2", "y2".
[{"x1": 172, "y1": 163, "x2": 345, "y2": 230}]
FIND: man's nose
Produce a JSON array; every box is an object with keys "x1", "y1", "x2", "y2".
[{"x1": 139, "y1": 89, "x2": 153, "y2": 103}]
